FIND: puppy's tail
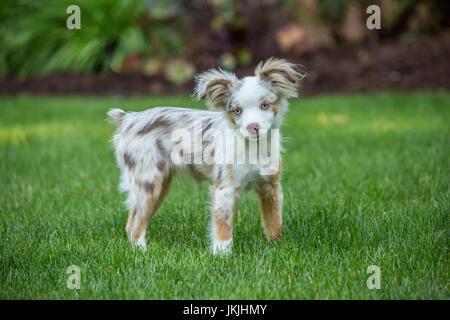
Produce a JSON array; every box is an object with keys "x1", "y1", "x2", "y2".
[{"x1": 107, "y1": 108, "x2": 126, "y2": 126}]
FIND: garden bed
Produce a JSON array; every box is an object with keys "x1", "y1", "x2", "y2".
[{"x1": 1, "y1": 32, "x2": 449, "y2": 96}]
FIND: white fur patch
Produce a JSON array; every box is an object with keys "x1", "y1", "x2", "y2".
[
  {"x1": 211, "y1": 238, "x2": 232, "y2": 255},
  {"x1": 136, "y1": 230, "x2": 147, "y2": 250}
]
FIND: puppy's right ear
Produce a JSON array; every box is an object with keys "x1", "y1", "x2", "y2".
[{"x1": 194, "y1": 69, "x2": 239, "y2": 110}]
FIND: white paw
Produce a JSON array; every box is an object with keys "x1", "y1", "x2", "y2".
[
  {"x1": 135, "y1": 231, "x2": 147, "y2": 251},
  {"x1": 211, "y1": 239, "x2": 232, "y2": 255}
]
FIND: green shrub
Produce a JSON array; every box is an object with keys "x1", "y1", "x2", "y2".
[{"x1": 0, "y1": 0, "x2": 184, "y2": 76}]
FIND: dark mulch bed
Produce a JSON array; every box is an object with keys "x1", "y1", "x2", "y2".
[{"x1": 1, "y1": 32, "x2": 449, "y2": 96}]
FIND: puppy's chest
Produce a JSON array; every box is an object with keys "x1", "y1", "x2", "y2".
[{"x1": 233, "y1": 164, "x2": 267, "y2": 189}]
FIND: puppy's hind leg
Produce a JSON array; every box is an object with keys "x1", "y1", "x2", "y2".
[
  {"x1": 125, "y1": 207, "x2": 137, "y2": 241},
  {"x1": 127, "y1": 173, "x2": 173, "y2": 250}
]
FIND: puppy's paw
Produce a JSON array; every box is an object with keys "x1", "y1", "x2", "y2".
[
  {"x1": 211, "y1": 239, "x2": 232, "y2": 255},
  {"x1": 135, "y1": 231, "x2": 147, "y2": 251}
]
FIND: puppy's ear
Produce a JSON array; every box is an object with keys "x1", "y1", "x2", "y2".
[
  {"x1": 194, "y1": 69, "x2": 239, "y2": 110},
  {"x1": 255, "y1": 57, "x2": 305, "y2": 98}
]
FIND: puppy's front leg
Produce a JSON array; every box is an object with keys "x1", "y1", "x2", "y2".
[
  {"x1": 210, "y1": 184, "x2": 236, "y2": 255},
  {"x1": 256, "y1": 178, "x2": 283, "y2": 241}
]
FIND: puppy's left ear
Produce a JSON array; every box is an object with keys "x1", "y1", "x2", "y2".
[
  {"x1": 255, "y1": 57, "x2": 305, "y2": 98},
  {"x1": 194, "y1": 69, "x2": 239, "y2": 110}
]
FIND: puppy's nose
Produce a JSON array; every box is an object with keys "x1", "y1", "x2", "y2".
[{"x1": 247, "y1": 123, "x2": 260, "y2": 134}]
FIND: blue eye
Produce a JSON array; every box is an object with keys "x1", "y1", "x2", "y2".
[
  {"x1": 233, "y1": 108, "x2": 242, "y2": 115},
  {"x1": 261, "y1": 103, "x2": 269, "y2": 110}
]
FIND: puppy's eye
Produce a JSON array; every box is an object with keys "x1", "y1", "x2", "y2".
[
  {"x1": 261, "y1": 103, "x2": 270, "y2": 110},
  {"x1": 232, "y1": 108, "x2": 242, "y2": 116}
]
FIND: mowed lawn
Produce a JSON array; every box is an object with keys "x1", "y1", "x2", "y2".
[{"x1": 0, "y1": 92, "x2": 448, "y2": 299}]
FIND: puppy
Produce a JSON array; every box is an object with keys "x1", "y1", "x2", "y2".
[{"x1": 108, "y1": 58, "x2": 304, "y2": 254}]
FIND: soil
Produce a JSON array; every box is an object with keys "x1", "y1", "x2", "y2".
[{"x1": 1, "y1": 32, "x2": 449, "y2": 97}]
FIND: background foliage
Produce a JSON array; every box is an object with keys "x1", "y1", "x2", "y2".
[{"x1": 0, "y1": 0, "x2": 448, "y2": 81}]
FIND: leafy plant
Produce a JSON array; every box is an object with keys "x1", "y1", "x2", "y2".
[{"x1": 0, "y1": 0, "x2": 148, "y2": 76}]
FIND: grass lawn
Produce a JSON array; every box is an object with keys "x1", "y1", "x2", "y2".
[{"x1": 0, "y1": 91, "x2": 448, "y2": 299}]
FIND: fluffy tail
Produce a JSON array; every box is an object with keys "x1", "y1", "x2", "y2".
[{"x1": 107, "y1": 108, "x2": 126, "y2": 126}]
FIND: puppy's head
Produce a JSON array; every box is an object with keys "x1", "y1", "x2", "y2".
[{"x1": 195, "y1": 58, "x2": 304, "y2": 139}]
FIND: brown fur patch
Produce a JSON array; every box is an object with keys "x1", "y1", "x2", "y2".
[
  {"x1": 260, "y1": 69, "x2": 296, "y2": 83},
  {"x1": 133, "y1": 221, "x2": 147, "y2": 242},
  {"x1": 142, "y1": 181, "x2": 154, "y2": 193},
  {"x1": 155, "y1": 139, "x2": 170, "y2": 174},
  {"x1": 155, "y1": 138, "x2": 167, "y2": 156},
  {"x1": 209, "y1": 184, "x2": 216, "y2": 198},
  {"x1": 205, "y1": 79, "x2": 230, "y2": 95},
  {"x1": 272, "y1": 101, "x2": 279, "y2": 115},
  {"x1": 204, "y1": 79, "x2": 232, "y2": 109},
  {"x1": 256, "y1": 172, "x2": 282, "y2": 241},
  {"x1": 214, "y1": 215, "x2": 233, "y2": 241},
  {"x1": 125, "y1": 208, "x2": 136, "y2": 235},
  {"x1": 123, "y1": 152, "x2": 136, "y2": 169},
  {"x1": 215, "y1": 167, "x2": 223, "y2": 186},
  {"x1": 157, "y1": 160, "x2": 167, "y2": 172},
  {"x1": 226, "y1": 111, "x2": 236, "y2": 126},
  {"x1": 152, "y1": 174, "x2": 164, "y2": 197},
  {"x1": 272, "y1": 157, "x2": 282, "y2": 181},
  {"x1": 187, "y1": 164, "x2": 204, "y2": 183},
  {"x1": 137, "y1": 117, "x2": 171, "y2": 135},
  {"x1": 227, "y1": 164, "x2": 235, "y2": 186}
]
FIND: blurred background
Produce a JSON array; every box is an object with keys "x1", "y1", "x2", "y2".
[{"x1": 1, "y1": 0, "x2": 449, "y2": 95}]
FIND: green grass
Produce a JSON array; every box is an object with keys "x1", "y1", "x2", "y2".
[{"x1": 0, "y1": 91, "x2": 448, "y2": 299}]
